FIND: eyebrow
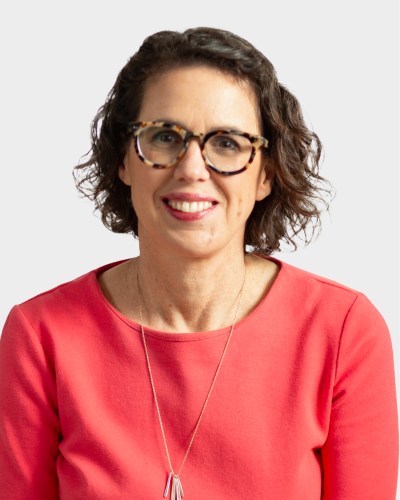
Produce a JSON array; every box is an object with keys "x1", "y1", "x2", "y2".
[{"x1": 154, "y1": 118, "x2": 248, "y2": 134}]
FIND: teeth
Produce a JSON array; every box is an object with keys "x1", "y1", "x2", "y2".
[{"x1": 167, "y1": 200, "x2": 214, "y2": 212}]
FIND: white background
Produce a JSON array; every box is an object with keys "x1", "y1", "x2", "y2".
[{"x1": 0, "y1": 0, "x2": 399, "y2": 485}]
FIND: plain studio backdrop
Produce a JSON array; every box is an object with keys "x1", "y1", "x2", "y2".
[{"x1": 0, "y1": 0, "x2": 399, "y2": 486}]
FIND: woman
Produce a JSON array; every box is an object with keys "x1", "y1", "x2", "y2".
[{"x1": 0, "y1": 27, "x2": 398, "y2": 499}]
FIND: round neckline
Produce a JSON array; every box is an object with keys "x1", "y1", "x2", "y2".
[{"x1": 91, "y1": 256, "x2": 285, "y2": 342}]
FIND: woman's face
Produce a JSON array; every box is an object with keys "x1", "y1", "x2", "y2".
[{"x1": 119, "y1": 65, "x2": 272, "y2": 260}]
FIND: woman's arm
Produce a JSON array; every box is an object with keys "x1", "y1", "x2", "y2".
[
  {"x1": 321, "y1": 294, "x2": 398, "y2": 499},
  {"x1": 0, "y1": 306, "x2": 60, "y2": 499}
]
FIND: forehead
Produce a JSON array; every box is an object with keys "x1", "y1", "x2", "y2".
[{"x1": 137, "y1": 65, "x2": 262, "y2": 133}]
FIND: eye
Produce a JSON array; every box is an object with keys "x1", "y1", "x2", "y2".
[
  {"x1": 151, "y1": 130, "x2": 179, "y2": 145},
  {"x1": 139, "y1": 126, "x2": 184, "y2": 152},
  {"x1": 212, "y1": 135, "x2": 241, "y2": 151}
]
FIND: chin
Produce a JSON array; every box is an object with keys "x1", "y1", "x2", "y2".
[{"x1": 157, "y1": 230, "x2": 222, "y2": 258}]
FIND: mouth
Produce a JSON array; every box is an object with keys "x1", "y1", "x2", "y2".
[
  {"x1": 161, "y1": 194, "x2": 218, "y2": 220},
  {"x1": 164, "y1": 199, "x2": 215, "y2": 213}
]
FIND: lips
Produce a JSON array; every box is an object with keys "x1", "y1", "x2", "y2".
[
  {"x1": 162, "y1": 193, "x2": 218, "y2": 220},
  {"x1": 167, "y1": 200, "x2": 214, "y2": 213}
]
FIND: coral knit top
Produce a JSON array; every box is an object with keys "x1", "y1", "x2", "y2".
[{"x1": 0, "y1": 259, "x2": 398, "y2": 499}]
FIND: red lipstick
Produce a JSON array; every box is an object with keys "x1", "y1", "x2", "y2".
[
  {"x1": 163, "y1": 192, "x2": 218, "y2": 202},
  {"x1": 162, "y1": 193, "x2": 218, "y2": 221}
]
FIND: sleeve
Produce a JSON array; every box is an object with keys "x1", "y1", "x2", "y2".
[
  {"x1": 0, "y1": 306, "x2": 60, "y2": 499},
  {"x1": 321, "y1": 294, "x2": 399, "y2": 499}
]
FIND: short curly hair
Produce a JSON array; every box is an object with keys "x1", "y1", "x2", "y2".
[{"x1": 73, "y1": 27, "x2": 331, "y2": 254}]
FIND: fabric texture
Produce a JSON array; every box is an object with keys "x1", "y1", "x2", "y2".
[{"x1": 0, "y1": 259, "x2": 398, "y2": 499}]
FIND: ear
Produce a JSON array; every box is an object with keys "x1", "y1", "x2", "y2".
[
  {"x1": 255, "y1": 161, "x2": 273, "y2": 201},
  {"x1": 118, "y1": 161, "x2": 132, "y2": 186}
]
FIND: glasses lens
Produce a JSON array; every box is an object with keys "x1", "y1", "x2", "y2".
[
  {"x1": 137, "y1": 125, "x2": 184, "y2": 166},
  {"x1": 205, "y1": 133, "x2": 253, "y2": 172}
]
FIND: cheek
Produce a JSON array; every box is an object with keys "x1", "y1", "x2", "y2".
[
  {"x1": 235, "y1": 190, "x2": 257, "y2": 219},
  {"x1": 236, "y1": 196, "x2": 244, "y2": 218},
  {"x1": 131, "y1": 171, "x2": 169, "y2": 211}
]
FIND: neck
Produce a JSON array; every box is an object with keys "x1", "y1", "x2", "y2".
[{"x1": 134, "y1": 244, "x2": 247, "y2": 333}]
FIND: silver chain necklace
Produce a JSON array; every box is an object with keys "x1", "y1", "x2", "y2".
[{"x1": 137, "y1": 267, "x2": 246, "y2": 499}]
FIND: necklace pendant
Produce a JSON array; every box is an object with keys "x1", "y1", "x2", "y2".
[
  {"x1": 163, "y1": 473, "x2": 172, "y2": 497},
  {"x1": 164, "y1": 473, "x2": 184, "y2": 499}
]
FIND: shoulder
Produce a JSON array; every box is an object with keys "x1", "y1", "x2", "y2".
[
  {"x1": 259, "y1": 258, "x2": 393, "y2": 374},
  {"x1": 272, "y1": 256, "x2": 359, "y2": 302},
  {"x1": 3, "y1": 261, "x2": 125, "y2": 337},
  {"x1": 266, "y1": 256, "x2": 388, "y2": 332}
]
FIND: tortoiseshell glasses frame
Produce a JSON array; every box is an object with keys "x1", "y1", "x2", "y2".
[{"x1": 126, "y1": 121, "x2": 269, "y2": 176}]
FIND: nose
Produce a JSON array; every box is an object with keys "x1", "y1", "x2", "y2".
[{"x1": 173, "y1": 138, "x2": 211, "y2": 182}]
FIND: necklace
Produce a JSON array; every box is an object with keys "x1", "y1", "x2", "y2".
[{"x1": 137, "y1": 267, "x2": 246, "y2": 499}]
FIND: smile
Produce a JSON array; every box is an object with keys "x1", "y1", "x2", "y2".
[
  {"x1": 166, "y1": 200, "x2": 214, "y2": 213},
  {"x1": 161, "y1": 194, "x2": 218, "y2": 221}
]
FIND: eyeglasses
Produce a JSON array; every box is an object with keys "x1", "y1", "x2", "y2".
[{"x1": 126, "y1": 121, "x2": 269, "y2": 176}]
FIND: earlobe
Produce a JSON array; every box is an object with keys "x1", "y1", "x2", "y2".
[
  {"x1": 256, "y1": 163, "x2": 273, "y2": 201},
  {"x1": 118, "y1": 163, "x2": 131, "y2": 186},
  {"x1": 256, "y1": 180, "x2": 272, "y2": 201}
]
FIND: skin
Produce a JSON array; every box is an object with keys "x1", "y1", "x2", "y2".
[{"x1": 99, "y1": 66, "x2": 279, "y2": 333}]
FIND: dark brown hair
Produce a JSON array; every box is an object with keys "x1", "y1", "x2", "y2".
[{"x1": 73, "y1": 27, "x2": 331, "y2": 254}]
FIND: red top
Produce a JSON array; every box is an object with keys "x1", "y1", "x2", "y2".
[{"x1": 0, "y1": 259, "x2": 398, "y2": 499}]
